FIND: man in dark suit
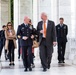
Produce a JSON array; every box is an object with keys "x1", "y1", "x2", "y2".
[
  {"x1": 17, "y1": 16, "x2": 34, "y2": 72},
  {"x1": 56, "y1": 18, "x2": 68, "y2": 63},
  {"x1": 37, "y1": 12, "x2": 56, "y2": 71}
]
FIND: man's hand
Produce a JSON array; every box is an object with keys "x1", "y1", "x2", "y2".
[
  {"x1": 53, "y1": 42, "x2": 57, "y2": 46},
  {"x1": 31, "y1": 35, "x2": 34, "y2": 39},
  {"x1": 18, "y1": 35, "x2": 21, "y2": 38},
  {"x1": 40, "y1": 30, "x2": 43, "y2": 34},
  {"x1": 23, "y1": 36, "x2": 28, "y2": 40}
]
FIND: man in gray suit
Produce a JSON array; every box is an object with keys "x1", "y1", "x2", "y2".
[{"x1": 37, "y1": 12, "x2": 57, "y2": 71}]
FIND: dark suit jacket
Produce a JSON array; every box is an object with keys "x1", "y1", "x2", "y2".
[
  {"x1": 56, "y1": 24, "x2": 68, "y2": 42},
  {"x1": 17, "y1": 23, "x2": 34, "y2": 46},
  {"x1": 37, "y1": 20, "x2": 56, "y2": 47}
]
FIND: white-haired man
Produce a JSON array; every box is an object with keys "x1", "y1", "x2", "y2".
[{"x1": 37, "y1": 12, "x2": 56, "y2": 71}]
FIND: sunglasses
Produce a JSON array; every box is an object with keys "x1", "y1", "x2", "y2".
[{"x1": 8, "y1": 24, "x2": 12, "y2": 26}]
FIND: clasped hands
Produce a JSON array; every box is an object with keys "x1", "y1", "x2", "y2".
[{"x1": 23, "y1": 35, "x2": 34, "y2": 40}]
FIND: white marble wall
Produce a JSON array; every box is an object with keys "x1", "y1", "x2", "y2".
[
  {"x1": 38, "y1": 0, "x2": 51, "y2": 20},
  {"x1": 0, "y1": 0, "x2": 1, "y2": 29},
  {"x1": 70, "y1": 0, "x2": 76, "y2": 64},
  {"x1": 19, "y1": 0, "x2": 33, "y2": 24},
  {"x1": 38, "y1": 0, "x2": 58, "y2": 23},
  {"x1": 1, "y1": 0, "x2": 10, "y2": 28},
  {"x1": 58, "y1": 0, "x2": 71, "y2": 59},
  {"x1": 14, "y1": 0, "x2": 33, "y2": 32},
  {"x1": 32, "y1": 0, "x2": 37, "y2": 28},
  {"x1": 59, "y1": 0, "x2": 71, "y2": 37},
  {"x1": 14, "y1": 0, "x2": 19, "y2": 32}
]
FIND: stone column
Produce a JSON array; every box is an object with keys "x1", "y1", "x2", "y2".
[
  {"x1": 70, "y1": 0, "x2": 76, "y2": 64},
  {"x1": 14, "y1": 0, "x2": 33, "y2": 31},
  {"x1": 58, "y1": 0, "x2": 72, "y2": 60},
  {"x1": 58, "y1": 0, "x2": 71, "y2": 37},
  {"x1": 0, "y1": 0, "x2": 1, "y2": 29},
  {"x1": 1, "y1": 0, "x2": 11, "y2": 27},
  {"x1": 19, "y1": 0, "x2": 33, "y2": 24},
  {"x1": 14, "y1": 0, "x2": 19, "y2": 32},
  {"x1": 38, "y1": 0, "x2": 52, "y2": 20},
  {"x1": 32, "y1": 0, "x2": 38, "y2": 28},
  {"x1": 37, "y1": 0, "x2": 58, "y2": 24}
]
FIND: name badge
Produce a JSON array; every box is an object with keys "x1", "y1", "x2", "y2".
[
  {"x1": 21, "y1": 27, "x2": 25, "y2": 30},
  {"x1": 58, "y1": 27, "x2": 60, "y2": 29}
]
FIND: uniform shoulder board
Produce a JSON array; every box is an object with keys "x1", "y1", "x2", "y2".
[{"x1": 64, "y1": 26, "x2": 66, "y2": 29}]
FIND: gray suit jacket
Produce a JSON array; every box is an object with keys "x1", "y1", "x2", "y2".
[{"x1": 37, "y1": 20, "x2": 56, "y2": 46}]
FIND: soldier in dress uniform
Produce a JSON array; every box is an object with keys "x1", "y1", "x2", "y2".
[
  {"x1": 56, "y1": 18, "x2": 68, "y2": 63},
  {"x1": 17, "y1": 16, "x2": 34, "y2": 72}
]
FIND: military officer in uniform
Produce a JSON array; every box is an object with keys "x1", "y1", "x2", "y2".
[
  {"x1": 17, "y1": 16, "x2": 34, "y2": 72},
  {"x1": 56, "y1": 18, "x2": 68, "y2": 63}
]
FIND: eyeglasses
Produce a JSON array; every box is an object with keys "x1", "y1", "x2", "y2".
[{"x1": 8, "y1": 24, "x2": 12, "y2": 26}]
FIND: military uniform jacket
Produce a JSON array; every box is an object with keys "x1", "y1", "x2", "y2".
[
  {"x1": 56, "y1": 24, "x2": 68, "y2": 42},
  {"x1": 17, "y1": 23, "x2": 34, "y2": 46}
]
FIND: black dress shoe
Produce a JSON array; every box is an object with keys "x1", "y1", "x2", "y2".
[
  {"x1": 58, "y1": 61, "x2": 62, "y2": 63},
  {"x1": 5, "y1": 57, "x2": 8, "y2": 61},
  {"x1": 9, "y1": 63, "x2": 12, "y2": 66},
  {"x1": 24, "y1": 68, "x2": 28, "y2": 72},
  {"x1": 29, "y1": 67, "x2": 32, "y2": 71},
  {"x1": 5, "y1": 54, "x2": 7, "y2": 60},
  {"x1": 43, "y1": 68, "x2": 47, "y2": 72},
  {"x1": 48, "y1": 64, "x2": 50, "y2": 69},
  {"x1": 62, "y1": 61, "x2": 65, "y2": 63},
  {"x1": 12, "y1": 63, "x2": 15, "y2": 66},
  {"x1": 18, "y1": 56, "x2": 20, "y2": 59}
]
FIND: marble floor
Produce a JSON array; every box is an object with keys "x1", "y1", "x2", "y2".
[
  {"x1": 0, "y1": 57, "x2": 76, "y2": 75},
  {"x1": 0, "y1": 48, "x2": 76, "y2": 75}
]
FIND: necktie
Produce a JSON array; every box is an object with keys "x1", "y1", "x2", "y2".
[
  {"x1": 60, "y1": 24, "x2": 63, "y2": 27},
  {"x1": 43, "y1": 22, "x2": 46, "y2": 37}
]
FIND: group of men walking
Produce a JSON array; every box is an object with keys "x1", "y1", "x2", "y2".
[{"x1": 0, "y1": 12, "x2": 68, "y2": 72}]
